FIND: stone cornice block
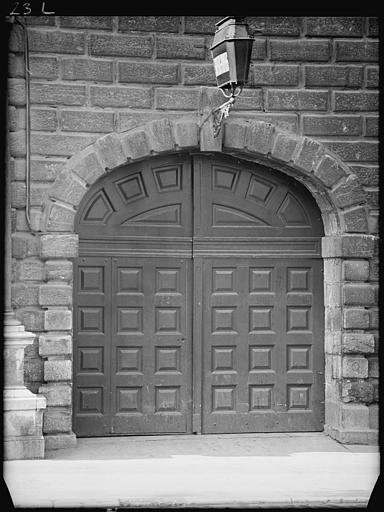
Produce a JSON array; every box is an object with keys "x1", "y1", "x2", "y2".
[
  {"x1": 121, "y1": 128, "x2": 151, "y2": 160},
  {"x1": 342, "y1": 333, "x2": 375, "y2": 354},
  {"x1": 322, "y1": 235, "x2": 375, "y2": 258},
  {"x1": 39, "y1": 334, "x2": 72, "y2": 356},
  {"x1": 174, "y1": 118, "x2": 199, "y2": 149},
  {"x1": 40, "y1": 234, "x2": 79, "y2": 258},
  {"x1": 94, "y1": 132, "x2": 127, "y2": 171},
  {"x1": 245, "y1": 121, "x2": 275, "y2": 155},
  {"x1": 146, "y1": 118, "x2": 176, "y2": 153}
]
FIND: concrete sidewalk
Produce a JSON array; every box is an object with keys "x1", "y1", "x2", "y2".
[{"x1": 3, "y1": 433, "x2": 380, "y2": 508}]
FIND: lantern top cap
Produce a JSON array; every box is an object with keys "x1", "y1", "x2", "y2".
[
  {"x1": 210, "y1": 16, "x2": 253, "y2": 52},
  {"x1": 215, "y1": 16, "x2": 247, "y2": 28}
]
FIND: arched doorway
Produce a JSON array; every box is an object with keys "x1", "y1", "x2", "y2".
[{"x1": 73, "y1": 152, "x2": 324, "y2": 436}]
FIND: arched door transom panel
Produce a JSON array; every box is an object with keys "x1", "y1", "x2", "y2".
[{"x1": 76, "y1": 154, "x2": 323, "y2": 241}]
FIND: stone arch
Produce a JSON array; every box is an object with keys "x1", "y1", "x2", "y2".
[
  {"x1": 38, "y1": 116, "x2": 377, "y2": 445},
  {"x1": 41, "y1": 116, "x2": 369, "y2": 237}
]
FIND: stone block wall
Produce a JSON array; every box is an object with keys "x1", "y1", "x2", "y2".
[
  {"x1": 322, "y1": 234, "x2": 379, "y2": 442},
  {"x1": 8, "y1": 16, "x2": 379, "y2": 233},
  {"x1": 7, "y1": 16, "x2": 379, "y2": 445}
]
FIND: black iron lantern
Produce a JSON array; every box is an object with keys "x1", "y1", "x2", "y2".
[
  {"x1": 210, "y1": 16, "x2": 254, "y2": 97},
  {"x1": 209, "y1": 16, "x2": 254, "y2": 136}
]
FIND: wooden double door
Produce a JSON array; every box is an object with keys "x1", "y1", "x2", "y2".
[{"x1": 74, "y1": 154, "x2": 325, "y2": 436}]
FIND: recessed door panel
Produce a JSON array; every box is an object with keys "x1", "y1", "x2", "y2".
[
  {"x1": 74, "y1": 257, "x2": 111, "y2": 436},
  {"x1": 201, "y1": 258, "x2": 324, "y2": 433},
  {"x1": 74, "y1": 256, "x2": 192, "y2": 436},
  {"x1": 111, "y1": 257, "x2": 192, "y2": 434}
]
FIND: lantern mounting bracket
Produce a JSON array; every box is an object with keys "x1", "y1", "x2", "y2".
[{"x1": 212, "y1": 84, "x2": 242, "y2": 138}]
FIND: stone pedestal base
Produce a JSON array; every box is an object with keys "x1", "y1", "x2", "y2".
[
  {"x1": 3, "y1": 387, "x2": 47, "y2": 460},
  {"x1": 45, "y1": 433, "x2": 77, "y2": 451},
  {"x1": 4, "y1": 435, "x2": 45, "y2": 460},
  {"x1": 324, "y1": 424, "x2": 379, "y2": 445},
  {"x1": 325, "y1": 400, "x2": 379, "y2": 445}
]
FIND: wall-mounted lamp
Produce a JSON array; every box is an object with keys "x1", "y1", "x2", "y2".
[{"x1": 210, "y1": 16, "x2": 254, "y2": 137}]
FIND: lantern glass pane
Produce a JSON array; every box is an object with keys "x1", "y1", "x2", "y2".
[
  {"x1": 234, "y1": 40, "x2": 253, "y2": 85},
  {"x1": 213, "y1": 52, "x2": 230, "y2": 77}
]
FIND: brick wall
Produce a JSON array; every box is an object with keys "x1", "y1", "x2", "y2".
[{"x1": 7, "y1": 16, "x2": 379, "y2": 439}]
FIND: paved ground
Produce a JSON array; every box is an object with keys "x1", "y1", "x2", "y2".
[{"x1": 3, "y1": 433, "x2": 380, "y2": 509}]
